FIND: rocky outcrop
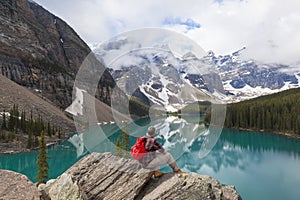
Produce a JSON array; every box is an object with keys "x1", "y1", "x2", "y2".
[
  {"x1": 0, "y1": 170, "x2": 40, "y2": 200},
  {"x1": 0, "y1": 153, "x2": 241, "y2": 199},
  {"x1": 0, "y1": 0, "x2": 114, "y2": 109},
  {"x1": 41, "y1": 152, "x2": 242, "y2": 200}
]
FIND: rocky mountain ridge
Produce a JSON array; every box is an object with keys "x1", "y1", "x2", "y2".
[
  {"x1": 95, "y1": 47, "x2": 222, "y2": 112},
  {"x1": 0, "y1": 0, "x2": 133, "y2": 153},
  {"x1": 204, "y1": 48, "x2": 300, "y2": 102},
  {"x1": 92, "y1": 38, "x2": 300, "y2": 110}
]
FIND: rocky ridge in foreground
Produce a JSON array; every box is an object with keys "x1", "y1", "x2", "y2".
[
  {"x1": 0, "y1": 152, "x2": 242, "y2": 200},
  {"x1": 40, "y1": 152, "x2": 241, "y2": 200},
  {"x1": 0, "y1": 170, "x2": 40, "y2": 200}
]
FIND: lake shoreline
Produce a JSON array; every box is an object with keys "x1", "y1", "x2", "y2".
[
  {"x1": 233, "y1": 127, "x2": 300, "y2": 140},
  {"x1": 2, "y1": 123, "x2": 300, "y2": 154},
  {"x1": 0, "y1": 138, "x2": 64, "y2": 155}
]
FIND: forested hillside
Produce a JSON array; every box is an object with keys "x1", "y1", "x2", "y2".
[
  {"x1": 0, "y1": 104, "x2": 64, "y2": 153},
  {"x1": 223, "y1": 88, "x2": 300, "y2": 134}
]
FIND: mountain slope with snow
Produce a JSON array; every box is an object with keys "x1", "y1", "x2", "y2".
[
  {"x1": 91, "y1": 39, "x2": 300, "y2": 110},
  {"x1": 106, "y1": 49, "x2": 220, "y2": 112},
  {"x1": 204, "y1": 48, "x2": 300, "y2": 102}
]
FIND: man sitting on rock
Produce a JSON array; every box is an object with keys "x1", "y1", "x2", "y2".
[{"x1": 139, "y1": 126, "x2": 186, "y2": 177}]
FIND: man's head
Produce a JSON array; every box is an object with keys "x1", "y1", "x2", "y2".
[{"x1": 147, "y1": 126, "x2": 156, "y2": 137}]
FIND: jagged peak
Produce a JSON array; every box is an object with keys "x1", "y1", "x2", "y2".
[
  {"x1": 232, "y1": 46, "x2": 246, "y2": 56},
  {"x1": 182, "y1": 51, "x2": 197, "y2": 59},
  {"x1": 207, "y1": 50, "x2": 215, "y2": 57}
]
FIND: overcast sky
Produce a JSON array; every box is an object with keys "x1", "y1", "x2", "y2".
[{"x1": 34, "y1": 0, "x2": 300, "y2": 66}]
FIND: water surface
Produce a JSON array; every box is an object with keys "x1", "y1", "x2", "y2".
[{"x1": 1, "y1": 116, "x2": 300, "y2": 200}]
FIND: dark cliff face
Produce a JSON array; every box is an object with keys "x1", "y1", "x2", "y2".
[{"x1": 0, "y1": 0, "x2": 114, "y2": 108}]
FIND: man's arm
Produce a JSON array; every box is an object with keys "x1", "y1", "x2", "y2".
[
  {"x1": 145, "y1": 138, "x2": 165, "y2": 152},
  {"x1": 154, "y1": 139, "x2": 165, "y2": 152},
  {"x1": 145, "y1": 138, "x2": 154, "y2": 151},
  {"x1": 153, "y1": 139, "x2": 166, "y2": 153}
]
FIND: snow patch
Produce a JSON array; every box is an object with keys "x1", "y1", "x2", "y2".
[
  {"x1": 223, "y1": 79, "x2": 300, "y2": 103},
  {"x1": 295, "y1": 73, "x2": 300, "y2": 85},
  {"x1": 157, "y1": 74, "x2": 170, "y2": 103},
  {"x1": 165, "y1": 105, "x2": 178, "y2": 112},
  {"x1": 0, "y1": 112, "x2": 10, "y2": 118},
  {"x1": 65, "y1": 87, "x2": 86, "y2": 116},
  {"x1": 68, "y1": 133, "x2": 85, "y2": 158},
  {"x1": 34, "y1": 89, "x2": 42, "y2": 93}
]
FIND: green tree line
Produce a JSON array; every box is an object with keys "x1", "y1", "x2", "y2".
[
  {"x1": 205, "y1": 88, "x2": 300, "y2": 134},
  {"x1": 0, "y1": 104, "x2": 63, "y2": 148}
]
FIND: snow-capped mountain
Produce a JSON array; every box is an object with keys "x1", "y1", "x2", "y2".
[
  {"x1": 203, "y1": 48, "x2": 300, "y2": 102},
  {"x1": 91, "y1": 38, "x2": 300, "y2": 110},
  {"x1": 96, "y1": 47, "x2": 223, "y2": 111}
]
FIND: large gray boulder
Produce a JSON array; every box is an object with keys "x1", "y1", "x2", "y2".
[
  {"x1": 0, "y1": 170, "x2": 40, "y2": 200},
  {"x1": 41, "y1": 152, "x2": 242, "y2": 200}
]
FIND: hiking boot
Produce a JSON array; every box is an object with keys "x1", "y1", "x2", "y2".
[
  {"x1": 153, "y1": 171, "x2": 164, "y2": 178},
  {"x1": 175, "y1": 169, "x2": 187, "y2": 175}
]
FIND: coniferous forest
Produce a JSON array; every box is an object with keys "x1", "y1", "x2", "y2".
[
  {"x1": 0, "y1": 104, "x2": 64, "y2": 149},
  {"x1": 222, "y1": 87, "x2": 300, "y2": 134}
]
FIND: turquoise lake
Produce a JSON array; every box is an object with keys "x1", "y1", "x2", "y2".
[{"x1": 1, "y1": 116, "x2": 300, "y2": 200}]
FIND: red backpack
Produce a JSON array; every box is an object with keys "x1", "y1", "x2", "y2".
[{"x1": 130, "y1": 137, "x2": 147, "y2": 160}]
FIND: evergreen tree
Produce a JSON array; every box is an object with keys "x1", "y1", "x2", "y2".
[
  {"x1": 1, "y1": 111, "x2": 7, "y2": 130},
  {"x1": 20, "y1": 111, "x2": 26, "y2": 132},
  {"x1": 223, "y1": 87, "x2": 300, "y2": 134},
  {"x1": 51, "y1": 125, "x2": 55, "y2": 136},
  {"x1": 27, "y1": 129, "x2": 33, "y2": 149},
  {"x1": 30, "y1": 110, "x2": 33, "y2": 129},
  {"x1": 121, "y1": 123, "x2": 130, "y2": 158},
  {"x1": 114, "y1": 138, "x2": 123, "y2": 157},
  {"x1": 36, "y1": 130, "x2": 49, "y2": 184},
  {"x1": 34, "y1": 136, "x2": 39, "y2": 147},
  {"x1": 0, "y1": 130, "x2": 6, "y2": 141},
  {"x1": 57, "y1": 127, "x2": 62, "y2": 139},
  {"x1": 7, "y1": 108, "x2": 14, "y2": 131},
  {"x1": 14, "y1": 104, "x2": 20, "y2": 129},
  {"x1": 114, "y1": 122, "x2": 130, "y2": 158},
  {"x1": 1, "y1": 105, "x2": 62, "y2": 147},
  {"x1": 47, "y1": 122, "x2": 52, "y2": 137},
  {"x1": 7, "y1": 132, "x2": 15, "y2": 142}
]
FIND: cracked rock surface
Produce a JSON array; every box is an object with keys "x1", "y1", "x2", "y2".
[{"x1": 42, "y1": 152, "x2": 242, "y2": 200}]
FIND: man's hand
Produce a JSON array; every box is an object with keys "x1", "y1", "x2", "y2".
[{"x1": 159, "y1": 149, "x2": 167, "y2": 154}]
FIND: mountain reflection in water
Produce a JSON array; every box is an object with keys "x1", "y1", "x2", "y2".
[{"x1": 1, "y1": 116, "x2": 300, "y2": 200}]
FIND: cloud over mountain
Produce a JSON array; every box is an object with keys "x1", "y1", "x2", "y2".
[{"x1": 35, "y1": 0, "x2": 300, "y2": 66}]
